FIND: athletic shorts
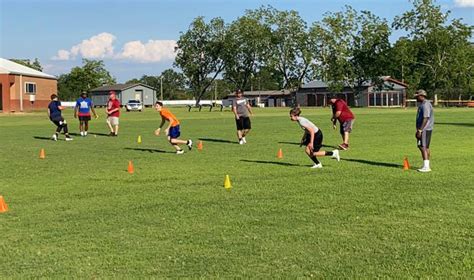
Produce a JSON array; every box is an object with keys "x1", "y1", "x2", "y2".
[
  {"x1": 107, "y1": 116, "x2": 119, "y2": 126},
  {"x1": 417, "y1": 130, "x2": 432, "y2": 148},
  {"x1": 303, "y1": 130, "x2": 323, "y2": 152},
  {"x1": 51, "y1": 117, "x2": 65, "y2": 127},
  {"x1": 236, "y1": 117, "x2": 251, "y2": 130},
  {"x1": 169, "y1": 125, "x2": 181, "y2": 139},
  {"x1": 340, "y1": 119, "x2": 354, "y2": 134},
  {"x1": 79, "y1": 115, "x2": 91, "y2": 121}
]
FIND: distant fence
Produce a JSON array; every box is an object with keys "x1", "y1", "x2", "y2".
[{"x1": 406, "y1": 99, "x2": 474, "y2": 107}]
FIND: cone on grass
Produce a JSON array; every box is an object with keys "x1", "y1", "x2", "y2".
[
  {"x1": 128, "y1": 161, "x2": 135, "y2": 174},
  {"x1": 137, "y1": 135, "x2": 142, "y2": 144},
  {"x1": 0, "y1": 196, "x2": 8, "y2": 213},
  {"x1": 277, "y1": 148, "x2": 283, "y2": 159},
  {"x1": 39, "y1": 149, "x2": 45, "y2": 159},
  {"x1": 403, "y1": 157, "x2": 410, "y2": 170},
  {"x1": 224, "y1": 175, "x2": 232, "y2": 190},
  {"x1": 197, "y1": 141, "x2": 203, "y2": 151}
]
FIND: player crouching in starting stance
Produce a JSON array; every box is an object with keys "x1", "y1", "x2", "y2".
[
  {"x1": 48, "y1": 94, "x2": 73, "y2": 141},
  {"x1": 290, "y1": 107, "x2": 340, "y2": 168},
  {"x1": 154, "y1": 101, "x2": 193, "y2": 154}
]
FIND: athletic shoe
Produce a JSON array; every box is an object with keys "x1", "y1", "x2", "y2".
[
  {"x1": 239, "y1": 139, "x2": 244, "y2": 145},
  {"x1": 332, "y1": 150, "x2": 340, "y2": 162},
  {"x1": 417, "y1": 167, "x2": 432, "y2": 173},
  {"x1": 80, "y1": 131, "x2": 84, "y2": 137},
  {"x1": 108, "y1": 132, "x2": 115, "y2": 136},
  {"x1": 51, "y1": 134, "x2": 58, "y2": 141},
  {"x1": 176, "y1": 150, "x2": 184, "y2": 155},
  {"x1": 84, "y1": 131, "x2": 88, "y2": 136},
  {"x1": 65, "y1": 137, "x2": 74, "y2": 141},
  {"x1": 187, "y1": 139, "x2": 193, "y2": 150},
  {"x1": 311, "y1": 163, "x2": 323, "y2": 169},
  {"x1": 242, "y1": 137, "x2": 247, "y2": 144},
  {"x1": 338, "y1": 143, "x2": 349, "y2": 150}
]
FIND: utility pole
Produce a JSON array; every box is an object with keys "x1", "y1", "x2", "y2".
[{"x1": 160, "y1": 76, "x2": 163, "y2": 101}]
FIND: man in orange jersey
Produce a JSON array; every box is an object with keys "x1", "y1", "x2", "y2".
[{"x1": 154, "y1": 101, "x2": 193, "y2": 154}]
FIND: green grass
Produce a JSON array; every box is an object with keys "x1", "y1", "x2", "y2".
[{"x1": 0, "y1": 107, "x2": 473, "y2": 278}]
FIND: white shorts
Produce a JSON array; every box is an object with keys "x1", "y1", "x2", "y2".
[{"x1": 107, "y1": 116, "x2": 119, "y2": 126}]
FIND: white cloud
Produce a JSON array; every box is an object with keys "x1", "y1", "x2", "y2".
[
  {"x1": 454, "y1": 0, "x2": 474, "y2": 7},
  {"x1": 117, "y1": 40, "x2": 177, "y2": 63},
  {"x1": 52, "y1": 32, "x2": 116, "y2": 60},
  {"x1": 52, "y1": 33, "x2": 176, "y2": 63}
]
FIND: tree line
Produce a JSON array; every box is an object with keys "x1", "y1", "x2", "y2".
[{"x1": 12, "y1": 0, "x2": 473, "y2": 103}]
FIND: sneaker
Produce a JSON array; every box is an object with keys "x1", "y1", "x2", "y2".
[
  {"x1": 51, "y1": 134, "x2": 58, "y2": 141},
  {"x1": 187, "y1": 139, "x2": 193, "y2": 150},
  {"x1": 80, "y1": 131, "x2": 84, "y2": 137},
  {"x1": 338, "y1": 143, "x2": 349, "y2": 150},
  {"x1": 332, "y1": 150, "x2": 340, "y2": 162},
  {"x1": 417, "y1": 167, "x2": 432, "y2": 173},
  {"x1": 108, "y1": 132, "x2": 115, "y2": 136},
  {"x1": 176, "y1": 150, "x2": 184, "y2": 155},
  {"x1": 65, "y1": 137, "x2": 74, "y2": 141},
  {"x1": 242, "y1": 137, "x2": 247, "y2": 144},
  {"x1": 239, "y1": 139, "x2": 244, "y2": 145},
  {"x1": 84, "y1": 131, "x2": 88, "y2": 136},
  {"x1": 311, "y1": 163, "x2": 323, "y2": 169}
]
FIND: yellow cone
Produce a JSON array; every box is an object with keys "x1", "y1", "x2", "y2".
[
  {"x1": 137, "y1": 135, "x2": 142, "y2": 144},
  {"x1": 224, "y1": 175, "x2": 232, "y2": 190}
]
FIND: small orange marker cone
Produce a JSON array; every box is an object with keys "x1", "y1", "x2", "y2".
[
  {"x1": 277, "y1": 148, "x2": 283, "y2": 159},
  {"x1": 224, "y1": 175, "x2": 232, "y2": 190},
  {"x1": 197, "y1": 141, "x2": 203, "y2": 151},
  {"x1": 403, "y1": 157, "x2": 410, "y2": 170},
  {"x1": 0, "y1": 196, "x2": 9, "y2": 213},
  {"x1": 127, "y1": 161, "x2": 134, "y2": 174},
  {"x1": 39, "y1": 149, "x2": 45, "y2": 159}
]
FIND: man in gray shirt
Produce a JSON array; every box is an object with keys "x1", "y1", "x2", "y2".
[
  {"x1": 232, "y1": 89, "x2": 253, "y2": 145},
  {"x1": 415, "y1": 89, "x2": 434, "y2": 172}
]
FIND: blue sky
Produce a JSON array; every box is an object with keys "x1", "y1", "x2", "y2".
[{"x1": 1, "y1": 0, "x2": 473, "y2": 82}]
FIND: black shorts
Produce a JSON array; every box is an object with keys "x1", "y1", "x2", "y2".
[
  {"x1": 79, "y1": 115, "x2": 91, "y2": 121},
  {"x1": 303, "y1": 130, "x2": 323, "y2": 152},
  {"x1": 236, "y1": 117, "x2": 251, "y2": 130},
  {"x1": 417, "y1": 130, "x2": 432, "y2": 148},
  {"x1": 50, "y1": 117, "x2": 66, "y2": 127}
]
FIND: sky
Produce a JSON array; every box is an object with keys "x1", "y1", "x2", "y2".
[{"x1": 0, "y1": 0, "x2": 473, "y2": 82}]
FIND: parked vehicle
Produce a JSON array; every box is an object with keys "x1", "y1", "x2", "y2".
[{"x1": 125, "y1": 100, "x2": 143, "y2": 112}]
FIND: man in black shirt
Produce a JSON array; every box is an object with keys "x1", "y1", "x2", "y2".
[{"x1": 48, "y1": 94, "x2": 73, "y2": 141}]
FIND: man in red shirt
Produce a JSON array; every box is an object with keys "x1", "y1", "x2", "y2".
[
  {"x1": 106, "y1": 91, "x2": 121, "y2": 136},
  {"x1": 330, "y1": 96, "x2": 355, "y2": 150}
]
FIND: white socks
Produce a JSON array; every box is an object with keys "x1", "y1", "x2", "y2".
[{"x1": 423, "y1": 160, "x2": 430, "y2": 169}]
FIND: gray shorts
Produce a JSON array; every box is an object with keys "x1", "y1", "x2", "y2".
[
  {"x1": 340, "y1": 119, "x2": 354, "y2": 134},
  {"x1": 417, "y1": 130, "x2": 432, "y2": 148},
  {"x1": 107, "y1": 116, "x2": 119, "y2": 126}
]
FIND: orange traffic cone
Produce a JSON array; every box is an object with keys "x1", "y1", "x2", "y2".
[
  {"x1": 39, "y1": 149, "x2": 45, "y2": 159},
  {"x1": 403, "y1": 157, "x2": 410, "y2": 170},
  {"x1": 0, "y1": 196, "x2": 9, "y2": 213},
  {"x1": 197, "y1": 141, "x2": 203, "y2": 151},
  {"x1": 277, "y1": 148, "x2": 283, "y2": 159},
  {"x1": 127, "y1": 161, "x2": 134, "y2": 174}
]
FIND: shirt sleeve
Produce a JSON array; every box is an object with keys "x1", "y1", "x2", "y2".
[{"x1": 422, "y1": 103, "x2": 431, "y2": 118}]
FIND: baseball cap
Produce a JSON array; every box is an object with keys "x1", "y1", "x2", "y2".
[{"x1": 414, "y1": 89, "x2": 427, "y2": 98}]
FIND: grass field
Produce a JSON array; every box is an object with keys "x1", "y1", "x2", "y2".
[{"x1": 0, "y1": 107, "x2": 473, "y2": 278}]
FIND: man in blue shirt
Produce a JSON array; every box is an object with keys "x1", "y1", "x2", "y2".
[
  {"x1": 74, "y1": 91, "x2": 98, "y2": 136},
  {"x1": 48, "y1": 94, "x2": 73, "y2": 141}
]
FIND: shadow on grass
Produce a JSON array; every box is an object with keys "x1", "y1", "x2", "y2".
[
  {"x1": 124, "y1": 147, "x2": 174, "y2": 154},
  {"x1": 199, "y1": 138, "x2": 238, "y2": 144},
  {"x1": 278, "y1": 141, "x2": 338, "y2": 149},
  {"x1": 435, "y1": 122, "x2": 474, "y2": 128},
  {"x1": 68, "y1": 132, "x2": 111, "y2": 136},
  {"x1": 33, "y1": 136, "x2": 56, "y2": 141},
  {"x1": 342, "y1": 158, "x2": 402, "y2": 169},
  {"x1": 240, "y1": 159, "x2": 304, "y2": 167}
]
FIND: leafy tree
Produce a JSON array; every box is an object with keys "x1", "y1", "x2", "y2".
[
  {"x1": 392, "y1": 0, "x2": 473, "y2": 98},
  {"x1": 58, "y1": 59, "x2": 115, "y2": 100},
  {"x1": 174, "y1": 17, "x2": 227, "y2": 105},
  {"x1": 222, "y1": 15, "x2": 270, "y2": 90},
  {"x1": 9, "y1": 58, "x2": 43, "y2": 71},
  {"x1": 248, "y1": 6, "x2": 316, "y2": 90},
  {"x1": 159, "y1": 69, "x2": 187, "y2": 100}
]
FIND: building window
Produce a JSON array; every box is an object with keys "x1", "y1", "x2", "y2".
[{"x1": 25, "y1": 82, "x2": 36, "y2": 94}]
